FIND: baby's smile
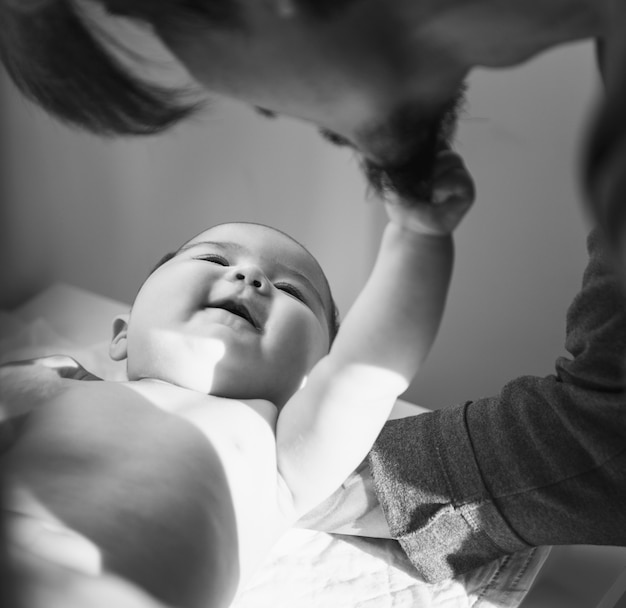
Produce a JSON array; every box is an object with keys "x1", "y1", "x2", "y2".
[
  {"x1": 203, "y1": 301, "x2": 262, "y2": 332},
  {"x1": 204, "y1": 300, "x2": 262, "y2": 332}
]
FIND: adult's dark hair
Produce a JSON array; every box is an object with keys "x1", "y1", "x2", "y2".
[
  {"x1": 0, "y1": 0, "x2": 241, "y2": 135},
  {"x1": 0, "y1": 0, "x2": 362, "y2": 136}
]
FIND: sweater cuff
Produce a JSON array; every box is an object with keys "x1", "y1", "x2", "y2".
[{"x1": 369, "y1": 404, "x2": 529, "y2": 582}]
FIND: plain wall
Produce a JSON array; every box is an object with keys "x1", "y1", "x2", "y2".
[
  {"x1": 403, "y1": 41, "x2": 597, "y2": 408},
  {"x1": 0, "y1": 40, "x2": 599, "y2": 410}
]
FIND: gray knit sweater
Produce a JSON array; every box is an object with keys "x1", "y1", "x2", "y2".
[{"x1": 369, "y1": 229, "x2": 626, "y2": 582}]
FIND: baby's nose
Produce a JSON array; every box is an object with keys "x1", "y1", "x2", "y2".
[{"x1": 230, "y1": 266, "x2": 267, "y2": 290}]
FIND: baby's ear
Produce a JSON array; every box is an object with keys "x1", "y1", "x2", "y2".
[{"x1": 109, "y1": 314, "x2": 130, "y2": 361}]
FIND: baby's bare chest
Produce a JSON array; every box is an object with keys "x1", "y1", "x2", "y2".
[
  {"x1": 177, "y1": 398, "x2": 291, "y2": 511},
  {"x1": 163, "y1": 392, "x2": 295, "y2": 579},
  {"x1": 7, "y1": 381, "x2": 293, "y2": 582}
]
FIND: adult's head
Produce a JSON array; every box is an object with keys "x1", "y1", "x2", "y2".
[
  {"x1": 110, "y1": 222, "x2": 338, "y2": 407},
  {"x1": 0, "y1": 0, "x2": 608, "y2": 197}
]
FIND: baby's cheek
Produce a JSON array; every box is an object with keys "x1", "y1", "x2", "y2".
[{"x1": 283, "y1": 318, "x2": 327, "y2": 375}]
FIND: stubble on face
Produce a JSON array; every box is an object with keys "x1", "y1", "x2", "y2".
[{"x1": 320, "y1": 84, "x2": 467, "y2": 201}]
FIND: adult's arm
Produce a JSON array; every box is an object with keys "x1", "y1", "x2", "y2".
[
  {"x1": 586, "y1": 4, "x2": 626, "y2": 268},
  {"x1": 369, "y1": 228, "x2": 626, "y2": 582}
]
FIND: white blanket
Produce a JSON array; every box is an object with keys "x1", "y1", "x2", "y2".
[
  {"x1": 0, "y1": 284, "x2": 550, "y2": 608},
  {"x1": 235, "y1": 529, "x2": 548, "y2": 608}
]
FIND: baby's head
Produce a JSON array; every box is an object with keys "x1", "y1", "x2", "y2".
[{"x1": 110, "y1": 222, "x2": 339, "y2": 407}]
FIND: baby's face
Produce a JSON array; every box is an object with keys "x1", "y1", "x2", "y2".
[{"x1": 119, "y1": 223, "x2": 333, "y2": 406}]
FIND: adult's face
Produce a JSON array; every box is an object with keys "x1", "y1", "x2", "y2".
[
  {"x1": 157, "y1": 0, "x2": 471, "y2": 197},
  {"x1": 156, "y1": 0, "x2": 603, "y2": 196}
]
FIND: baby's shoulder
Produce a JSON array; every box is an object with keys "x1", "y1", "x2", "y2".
[
  {"x1": 1, "y1": 357, "x2": 76, "y2": 419},
  {"x1": 1, "y1": 354, "x2": 103, "y2": 412},
  {"x1": 0, "y1": 357, "x2": 107, "y2": 454},
  {"x1": 2, "y1": 354, "x2": 101, "y2": 380}
]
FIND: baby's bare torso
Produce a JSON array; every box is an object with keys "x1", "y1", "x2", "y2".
[
  {"x1": 125, "y1": 378, "x2": 296, "y2": 576},
  {"x1": 4, "y1": 376, "x2": 295, "y2": 607}
]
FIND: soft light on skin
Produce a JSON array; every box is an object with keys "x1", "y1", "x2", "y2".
[
  {"x1": 176, "y1": 332, "x2": 226, "y2": 372},
  {"x1": 150, "y1": 0, "x2": 609, "y2": 189},
  {"x1": 118, "y1": 223, "x2": 334, "y2": 406},
  {"x1": 146, "y1": 330, "x2": 226, "y2": 394}
]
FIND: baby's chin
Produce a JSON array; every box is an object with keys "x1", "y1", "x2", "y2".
[{"x1": 132, "y1": 349, "x2": 306, "y2": 406}]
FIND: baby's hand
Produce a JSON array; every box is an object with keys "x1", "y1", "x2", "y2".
[{"x1": 384, "y1": 149, "x2": 475, "y2": 236}]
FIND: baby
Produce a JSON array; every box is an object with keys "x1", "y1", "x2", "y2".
[{"x1": 1, "y1": 149, "x2": 473, "y2": 608}]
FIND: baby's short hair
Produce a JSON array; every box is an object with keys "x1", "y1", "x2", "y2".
[{"x1": 149, "y1": 248, "x2": 340, "y2": 345}]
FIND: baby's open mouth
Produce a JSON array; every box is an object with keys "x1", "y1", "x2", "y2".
[{"x1": 207, "y1": 300, "x2": 260, "y2": 331}]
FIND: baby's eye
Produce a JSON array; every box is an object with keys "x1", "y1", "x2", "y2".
[
  {"x1": 196, "y1": 254, "x2": 229, "y2": 266},
  {"x1": 275, "y1": 283, "x2": 306, "y2": 303}
]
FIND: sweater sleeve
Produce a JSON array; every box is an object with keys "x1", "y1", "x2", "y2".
[{"x1": 368, "y1": 228, "x2": 626, "y2": 582}]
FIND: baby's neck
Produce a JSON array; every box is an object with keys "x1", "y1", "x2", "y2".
[
  {"x1": 123, "y1": 377, "x2": 279, "y2": 424},
  {"x1": 123, "y1": 377, "x2": 207, "y2": 414}
]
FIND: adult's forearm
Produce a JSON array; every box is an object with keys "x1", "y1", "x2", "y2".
[{"x1": 369, "y1": 228, "x2": 626, "y2": 582}]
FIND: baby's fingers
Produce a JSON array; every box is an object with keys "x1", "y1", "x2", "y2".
[
  {"x1": 386, "y1": 149, "x2": 475, "y2": 235},
  {"x1": 431, "y1": 150, "x2": 475, "y2": 208}
]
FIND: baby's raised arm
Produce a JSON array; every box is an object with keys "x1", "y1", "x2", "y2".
[{"x1": 277, "y1": 150, "x2": 474, "y2": 516}]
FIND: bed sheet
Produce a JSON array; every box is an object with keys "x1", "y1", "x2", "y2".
[{"x1": 0, "y1": 283, "x2": 551, "y2": 608}]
